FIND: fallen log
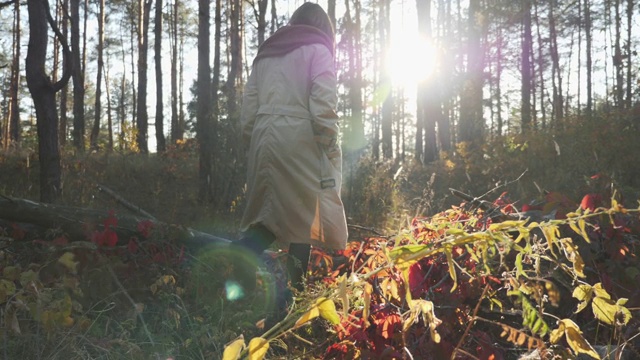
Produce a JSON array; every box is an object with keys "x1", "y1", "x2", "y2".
[{"x1": 0, "y1": 196, "x2": 231, "y2": 250}]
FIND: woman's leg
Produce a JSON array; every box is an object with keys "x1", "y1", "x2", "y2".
[
  {"x1": 287, "y1": 243, "x2": 311, "y2": 292},
  {"x1": 236, "y1": 224, "x2": 276, "y2": 254}
]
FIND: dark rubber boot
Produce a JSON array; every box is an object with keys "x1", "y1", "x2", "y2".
[{"x1": 287, "y1": 243, "x2": 311, "y2": 293}]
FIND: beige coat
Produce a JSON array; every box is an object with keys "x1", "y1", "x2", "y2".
[{"x1": 240, "y1": 43, "x2": 348, "y2": 250}]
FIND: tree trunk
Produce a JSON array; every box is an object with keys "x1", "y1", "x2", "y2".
[
  {"x1": 533, "y1": 1, "x2": 547, "y2": 128},
  {"x1": 548, "y1": 2, "x2": 564, "y2": 126},
  {"x1": 59, "y1": 0, "x2": 69, "y2": 146},
  {"x1": 380, "y1": 0, "x2": 393, "y2": 159},
  {"x1": 613, "y1": 0, "x2": 623, "y2": 108},
  {"x1": 624, "y1": 0, "x2": 633, "y2": 109},
  {"x1": 154, "y1": 0, "x2": 166, "y2": 153},
  {"x1": 521, "y1": 0, "x2": 533, "y2": 133},
  {"x1": 136, "y1": 0, "x2": 152, "y2": 154},
  {"x1": 90, "y1": 0, "x2": 105, "y2": 150},
  {"x1": 584, "y1": 0, "x2": 593, "y2": 116},
  {"x1": 8, "y1": 0, "x2": 21, "y2": 146},
  {"x1": 105, "y1": 58, "x2": 114, "y2": 151},
  {"x1": 343, "y1": 0, "x2": 365, "y2": 155},
  {"x1": 26, "y1": 0, "x2": 72, "y2": 203},
  {"x1": 71, "y1": 0, "x2": 85, "y2": 151},
  {"x1": 170, "y1": 0, "x2": 180, "y2": 143},
  {"x1": 253, "y1": 0, "x2": 268, "y2": 46},
  {"x1": 458, "y1": 0, "x2": 484, "y2": 144},
  {"x1": 197, "y1": 0, "x2": 212, "y2": 202},
  {"x1": 417, "y1": 0, "x2": 438, "y2": 163}
]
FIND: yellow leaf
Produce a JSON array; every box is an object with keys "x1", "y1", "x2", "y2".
[
  {"x1": 293, "y1": 305, "x2": 319, "y2": 329},
  {"x1": 572, "y1": 284, "x2": 593, "y2": 314},
  {"x1": 316, "y1": 297, "x2": 340, "y2": 325},
  {"x1": 363, "y1": 282, "x2": 372, "y2": 327},
  {"x1": 444, "y1": 245, "x2": 457, "y2": 293},
  {"x1": 592, "y1": 296, "x2": 627, "y2": 326},
  {"x1": 592, "y1": 283, "x2": 610, "y2": 299},
  {"x1": 560, "y1": 319, "x2": 600, "y2": 359},
  {"x1": 338, "y1": 274, "x2": 349, "y2": 317},
  {"x1": 58, "y1": 252, "x2": 78, "y2": 274},
  {"x1": 549, "y1": 322, "x2": 565, "y2": 344},
  {"x1": 222, "y1": 335, "x2": 245, "y2": 360},
  {"x1": 248, "y1": 337, "x2": 269, "y2": 360}
]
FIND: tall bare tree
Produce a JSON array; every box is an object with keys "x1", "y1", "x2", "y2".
[
  {"x1": 548, "y1": 1, "x2": 564, "y2": 125},
  {"x1": 90, "y1": 0, "x2": 106, "y2": 150},
  {"x1": 26, "y1": 0, "x2": 72, "y2": 203},
  {"x1": 170, "y1": 0, "x2": 181, "y2": 143},
  {"x1": 458, "y1": 0, "x2": 484, "y2": 144},
  {"x1": 7, "y1": 0, "x2": 21, "y2": 147},
  {"x1": 380, "y1": 0, "x2": 393, "y2": 159},
  {"x1": 136, "y1": 0, "x2": 153, "y2": 154},
  {"x1": 521, "y1": 0, "x2": 533, "y2": 133},
  {"x1": 154, "y1": 0, "x2": 166, "y2": 152},
  {"x1": 59, "y1": 0, "x2": 69, "y2": 146},
  {"x1": 71, "y1": 0, "x2": 85, "y2": 151},
  {"x1": 197, "y1": 0, "x2": 212, "y2": 202},
  {"x1": 624, "y1": 0, "x2": 634, "y2": 108}
]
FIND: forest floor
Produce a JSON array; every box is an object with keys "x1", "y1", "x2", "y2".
[{"x1": 1, "y1": 116, "x2": 640, "y2": 359}]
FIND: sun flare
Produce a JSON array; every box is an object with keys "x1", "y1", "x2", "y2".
[{"x1": 388, "y1": 35, "x2": 438, "y2": 89}]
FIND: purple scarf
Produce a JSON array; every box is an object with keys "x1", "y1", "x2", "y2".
[{"x1": 253, "y1": 25, "x2": 334, "y2": 63}]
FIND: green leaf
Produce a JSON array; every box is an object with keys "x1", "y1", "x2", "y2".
[
  {"x1": 0, "y1": 279, "x2": 17, "y2": 303},
  {"x1": 388, "y1": 244, "x2": 440, "y2": 271}
]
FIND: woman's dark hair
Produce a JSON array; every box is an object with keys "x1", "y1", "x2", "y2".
[{"x1": 289, "y1": 3, "x2": 335, "y2": 44}]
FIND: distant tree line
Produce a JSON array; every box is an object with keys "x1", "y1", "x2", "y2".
[{"x1": 0, "y1": 0, "x2": 637, "y2": 204}]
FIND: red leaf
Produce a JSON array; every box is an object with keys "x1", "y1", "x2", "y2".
[
  {"x1": 580, "y1": 193, "x2": 602, "y2": 211},
  {"x1": 128, "y1": 238, "x2": 139, "y2": 254},
  {"x1": 52, "y1": 236, "x2": 69, "y2": 246},
  {"x1": 136, "y1": 220, "x2": 154, "y2": 238},
  {"x1": 104, "y1": 231, "x2": 118, "y2": 247}
]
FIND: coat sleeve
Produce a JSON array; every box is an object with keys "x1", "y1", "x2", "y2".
[
  {"x1": 240, "y1": 66, "x2": 259, "y2": 150},
  {"x1": 309, "y1": 46, "x2": 339, "y2": 138}
]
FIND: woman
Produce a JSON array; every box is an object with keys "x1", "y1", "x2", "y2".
[{"x1": 237, "y1": 2, "x2": 348, "y2": 296}]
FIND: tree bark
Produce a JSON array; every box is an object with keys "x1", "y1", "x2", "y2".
[
  {"x1": 170, "y1": 0, "x2": 181, "y2": 143},
  {"x1": 8, "y1": 0, "x2": 20, "y2": 146},
  {"x1": 71, "y1": 0, "x2": 85, "y2": 151},
  {"x1": 59, "y1": 0, "x2": 69, "y2": 146},
  {"x1": 197, "y1": 0, "x2": 212, "y2": 202},
  {"x1": 521, "y1": 0, "x2": 533, "y2": 133},
  {"x1": 136, "y1": 0, "x2": 153, "y2": 154},
  {"x1": 380, "y1": 0, "x2": 393, "y2": 159},
  {"x1": 154, "y1": 0, "x2": 166, "y2": 153},
  {"x1": 548, "y1": 2, "x2": 564, "y2": 126},
  {"x1": 26, "y1": 0, "x2": 72, "y2": 203},
  {"x1": 458, "y1": 0, "x2": 484, "y2": 145},
  {"x1": 90, "y1": 0, "x2": 105, "y2": 150},
  {"x1": 584, "y1": 0, "x2": 593, "y2": 116}
]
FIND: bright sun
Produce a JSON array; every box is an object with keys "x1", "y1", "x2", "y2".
[{"x1": 388, "y1": 34, "x2": 438, "y2": 89}]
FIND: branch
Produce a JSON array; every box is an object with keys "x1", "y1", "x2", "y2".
[
  {"x1": 0, "y1": 0, "x2": 16, "y2": 10},
  {"x1": 45, "y1": 0, "x2": 72, "y2": 91},
  {"x1": 96, "y1": 184, "x2": 158, "y2": 221}
]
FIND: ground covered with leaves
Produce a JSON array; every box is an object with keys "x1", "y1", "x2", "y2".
[{"x1": 1, "y1": 186, "x2": 639, "y2": 359}]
